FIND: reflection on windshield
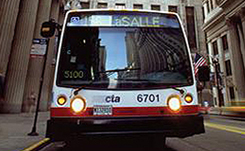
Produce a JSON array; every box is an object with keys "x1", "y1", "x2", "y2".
[{"x1": 57, "y1": 26, "x2": 193, "y2": 89}]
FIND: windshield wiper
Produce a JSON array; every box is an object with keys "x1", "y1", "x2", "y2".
[
  {"x1": 98, "y1": 67, "x2": 140, "y2": 75},
  {"x1": 170, "y1": 87, "x2": 185, "y2": 95},
  {"x1": 73, "y1": 80, "x2": 95, "y2": 95}
]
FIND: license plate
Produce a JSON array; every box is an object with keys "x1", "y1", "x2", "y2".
[{"x1": 93, "y1": 105, "x2": 112, "y2": 115}]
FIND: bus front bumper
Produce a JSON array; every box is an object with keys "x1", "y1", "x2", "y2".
[{"x1": 46, "y1": 115, "x2": 205, "y2": 140}]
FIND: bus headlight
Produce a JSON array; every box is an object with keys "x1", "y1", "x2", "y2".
[
  {"x1": 57, "y1": 95, "x2": 67, "y2": 106},
  {"x1": 71, "y1": 96, "x2": 86, "y2": 113},
  {"x1": 167, "y1": 95, "x2": 181, "y2": 111}
]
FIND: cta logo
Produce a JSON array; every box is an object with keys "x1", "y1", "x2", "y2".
[{"x1": 105, "y1": 95, "x2": 120, "y2": 103}]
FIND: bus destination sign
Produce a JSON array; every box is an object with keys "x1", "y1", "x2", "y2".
[{"x1": 67, "y1": 14, "x2": 179, "y2": 28}]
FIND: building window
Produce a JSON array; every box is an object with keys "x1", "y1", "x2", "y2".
[
  {"x1": 133, "y1": 4, "x2": 143, "y2": 9},
  {"x1": 206, "y1": 42, "x2": 209, "y2": 54},
  {"x1": 207, "y1": 1, "x2": 210, "y2": 13},
  {"x1": 217, "y1": 64, "x2": 221, "y2": 73},
  {"x1": 222, "y1": 35, "x2": 228, "y2": 51},
  {"x1": 212, "y1": 41, "x2": 218, "y2": 56},
  {"x1": 168, "y1": 6, "x2": 178, "y2": 13},
  {"x1": 115, "y1": 3, "x2": 125, "y2": 9},
  {"x1": 202, "y1": 7, "x2": 205, "y2": 22},
  {"x1": 225, "y1": 60, "x2": 232, "y2": 76},
  {"x1": 210, "y1": 0, "x2": 213, "y2": 10},
  {"x1": 97, "y1": 2, "x2": 107, "y2": 9},
  {"x1": 186, "y1": 7, "x2": 197, "y2": 50},
  {"x1": 80, "y1": 2, "x2": 90, "y2": 9},
  {"x1": 229, "y1": 87, "x2": 235, "y2": 100},
  {"x1": 151, "y1": 5, "x2": 160, "y2": 11}
]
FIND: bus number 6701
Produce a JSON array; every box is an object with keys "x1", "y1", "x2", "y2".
[{"x1": 137, "y1": 94, "x2": 160, "y2": 102}]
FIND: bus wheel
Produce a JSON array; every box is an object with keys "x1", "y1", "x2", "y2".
[{"x1": 151, "y1": 135, "x2": 166, "y2": 150}]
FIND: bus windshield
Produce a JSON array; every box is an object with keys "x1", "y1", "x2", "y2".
[{"x1": 56, "y1": 11, "x2": 193, "y2": 89}]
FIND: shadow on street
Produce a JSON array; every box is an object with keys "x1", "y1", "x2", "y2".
[{"x1": 60, "y1": 134, "x2": 177, "y2": 151}]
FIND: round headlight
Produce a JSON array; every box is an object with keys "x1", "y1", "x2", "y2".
[
  {"x1": 167, "y1": 96, "x2": 181, "y2": 111},
  {"x1": 71, "y1": 96, "x2": 86, "y2": 113},
  {"x1": 57, "y1": 96, "x2": 66, "y2": 106},
  {"x1": 185, "y1": 94, "x2": 193, "y2": 103}
]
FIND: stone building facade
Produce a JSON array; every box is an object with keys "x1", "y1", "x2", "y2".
[
  {"x1": 0, "y1": 0, "x2": 206, "y2": 113},
  {"x1": 202, "y1": 0, "x2": 245, "y2": 106},
  {"x1": 0, "y1": 0, "x2": 65, "y2": 113}
]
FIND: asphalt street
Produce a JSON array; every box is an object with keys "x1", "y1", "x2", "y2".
[
  {"x1": 54, "y1": 115, "x2": 245, "y2": 151},
  {"x1": 1, "y1": 113, "x2": 244, "y2": 151}
]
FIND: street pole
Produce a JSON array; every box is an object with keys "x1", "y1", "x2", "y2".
[
  {"x1": 28, "y1": 38, "x2": 49, "y2": 136},
  {"x1": 27, "y1": 19, "x2": 61, "y2": 136}
]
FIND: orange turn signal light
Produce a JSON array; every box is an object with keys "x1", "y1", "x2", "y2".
[
  {"x1": 57, "y1": 96, "x2": 67, "y2": 106},
  {"x1": 185, "y1": 94, "x2": 193, "y2": 103}
]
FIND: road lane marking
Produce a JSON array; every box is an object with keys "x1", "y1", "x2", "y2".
[
  {"x1": 204, "y1": 122, "x2": 245, "y2": 135},
  {"x1": 22, "y1": 138, "x2": 50, "y2": 151}
]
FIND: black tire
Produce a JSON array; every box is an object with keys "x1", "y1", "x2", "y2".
[{"x1": 151, "y1": 134, "x2": 166, "y2": 150}]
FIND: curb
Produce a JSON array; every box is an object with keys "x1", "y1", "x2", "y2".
[
  {"x1": 22, "y1": 138, "x2": 51, "y2": 151},
  {"x1": 208, "y1": 107, "x2": 245, "y2": 117}
]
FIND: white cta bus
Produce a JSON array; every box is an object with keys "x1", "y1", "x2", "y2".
[{"x1": 43, "y1": 9, "x2": 205, "y2": 142}]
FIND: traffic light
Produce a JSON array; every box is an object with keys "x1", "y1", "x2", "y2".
[
  {"x1": 198, "y1": 66, "x2": 210, "y2": 82},
  {"x1": 40, "y1": 20, "x2": 56, "y2": 38}
]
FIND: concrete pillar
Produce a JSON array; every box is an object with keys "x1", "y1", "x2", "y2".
[
  {"x1": 217, "y1": 37, "x2": 228, "y2": 106},
  {"x1": 58, "y1": 8, "x2": 65, "y2": 25},
  {"x1": 22, "y1": 0, "x2": 52, "y2": 112},
  {"x1": 203, "y1": 2, "x2": 208, "y2": 18},
  {"x1": 208, "y1": 42, "x2": 214, "y2": 72},
  {"x1": 91, "y1": 0, "x2": 97, "y2": 9},
  {"x1": 180, "y1": 3, "x2": 187, "y2": 33},
  {"x1": 125, "y1": 1, "x2": 131, "y2": 9},
  {"x1": 208, "y1": 42, "x2": 218, "y2": 106},
  {"x1": 240, "y1": 9, "x2": 245, "y2": 52},
  {"x1": 212, "y1": 0, "x2": 217, "y2": 8},
  {"x1": 208, "y1": 0, "x2": 212, "y2": 11},
  {"x1": 227, "y1": 19, "x2": 245, "y2": 101},
  {"x1": 196, "y1": 5, "x2": 206, "y2": 54},
  {"x1": 217, "y1": 38, "x2": 225, "y2": 73},
  {"x1": 39, "y1": 0, "x2": 60, "y2": 111},
  {"x1": 237, "y1": 22, "x2": 245, "y2": 71},
  {"x1": 2, "y1": 0, "x2": 39, "y2": 113},
  {"x1": 0, "y1": 0, "x2": 21, "y2": 81}
]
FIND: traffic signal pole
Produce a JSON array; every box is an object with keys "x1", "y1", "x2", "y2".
[{"x1": 28, "y1": 39, "x2": 49, "y2": 136}]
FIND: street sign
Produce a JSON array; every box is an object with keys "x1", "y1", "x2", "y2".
[{"x1": 30, "y1": 38, "x2": 48, "y2": 58}]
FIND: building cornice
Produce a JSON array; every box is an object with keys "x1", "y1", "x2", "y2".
[
  {"x1": 202, "y1": 8, "x2": 224, "y2": 32},
  {"x1": 202, "y1": 0, "x2": 208, "y2": 5},
  {"x1": 225, "y1": 1, "x2": 245, "y2": 19},
  {"x1": 216, "y1": 0, "x2": 228, "y2": 7}
]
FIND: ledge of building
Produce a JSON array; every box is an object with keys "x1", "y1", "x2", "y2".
[{"x1": 202, "y1": 7, "x2": 224, "y2": 32}]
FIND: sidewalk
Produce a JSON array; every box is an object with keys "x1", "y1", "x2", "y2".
[
  {"x1": 0, "y1": 112, "x2": 50, "y2": 151},
  {"x1": 206, "y1": 106, "x2": 245, "y2": 117}
]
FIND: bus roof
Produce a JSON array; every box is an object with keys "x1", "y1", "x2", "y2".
[{"x1": 66, "y1": 8, "x2": 179, "y2": 17}]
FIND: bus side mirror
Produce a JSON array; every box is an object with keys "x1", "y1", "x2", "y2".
[
  {"x1": 198, "y1": 66, "x2": 210, "y2": 82},
  {"x1": 40, "y1": 21, "x2": 56, "y2": 38}
]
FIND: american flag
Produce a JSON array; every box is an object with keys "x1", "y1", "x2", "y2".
[{"x1": 194, "y1": 53, "x2": 208, "y2": 75}]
